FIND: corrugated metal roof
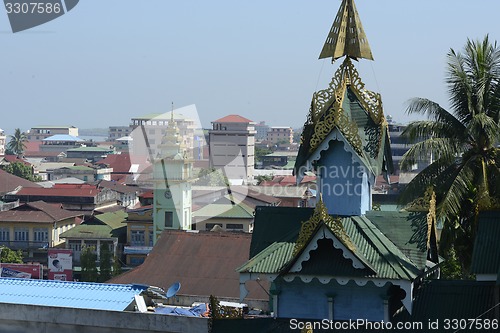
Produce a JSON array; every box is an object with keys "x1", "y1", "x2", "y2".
[
  {"x1": 395, "y1": 280, "x2": 498, "y2": 323},
  {"x1": 0, "y1": 278, "x2": 146, "y2": 311},
  {"x1": 243, "y1": 207, "x2": 425, "y2": 281},
  {"x1": 238, "y1": 242, "x2": 294, "y2": 274},
  {"x1": 95, "y1": 211, "x2": 128, "y2": 229},
  {"x1": 471, "y1": 211, "x2": 500, "y2": 274},
  {"x1": 192, "y1": 201, "x2": 254, "y2": 219},
  {"x1": 108, "y1": 230, "x2": 269, "y2": 301},
  {"x1": 43, "y1": 134, "x2": 84, "y2": 142},
  {"x1": 60, "y1": 224, "x2": 114, "y2": 239}
]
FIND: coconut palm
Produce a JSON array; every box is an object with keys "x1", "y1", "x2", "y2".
[
  {"x1": 6, "y1": 128, "x2": 28, "y2": 156},
  {"x1": 400, "y1": 36, "x2": 500, "y2": 276}
]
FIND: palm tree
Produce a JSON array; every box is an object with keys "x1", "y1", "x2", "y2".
[
  {"x1": 400, "y1": 36, "x2": 500, "y2": 276},
  {"x1": 6, "y1": 128, "x2": 28, "y2": 156}
]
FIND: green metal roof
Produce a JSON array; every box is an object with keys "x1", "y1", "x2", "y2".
[
  {"x1": 193, "y1": 201, "x2": 254, "y2": 219},
  {"x1": 395, "y1": 280, "x2": 498, "y2": 323},
  {"x1": 60, "y1": 224, "x2": 114, "y2": 239},
  {"x1": 366, "y1": 211, "x2": 428, "y2": 270},
  {"x1": 471, "y1": 211, "x2": 500, "y2": 275},
  {"x1": 250, "y1": 206, "x2": 314, "y2": 258},
  {"x1": 243, "y1": 207, "x2": 427, "y2": 281},
  {"x1": 237, "y1": 242, "x2": 294, "y2": 274},
  {"x1": 95, "y1": 211, "x2": 128, "y2": 229}
]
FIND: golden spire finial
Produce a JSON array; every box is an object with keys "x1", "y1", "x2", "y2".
[{"x1": 319, "y1": 0, "x2": 373, "y2": 62}]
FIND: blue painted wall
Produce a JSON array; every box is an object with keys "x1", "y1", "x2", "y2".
[
  {"x1": 317, "y1": 140, "x2": 371, "y2": 215},
  {"x1": 276, "y1": 278, "x2": 387, "y2": 321}
]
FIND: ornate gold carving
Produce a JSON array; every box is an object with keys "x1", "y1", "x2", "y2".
[
  {"x1": 426, "y1": 190, "x2": 438, "y2": 250},
  {"x1": 293, "y1": 199, "x2": 356, "y2": 256},
  {"x1": 301, "y1": 58, "x2": 385, "y2": 157}
]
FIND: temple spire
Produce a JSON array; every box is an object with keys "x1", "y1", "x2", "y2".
[{"x1": 319, "y1": 0, "x2": 373, "y2": 62}]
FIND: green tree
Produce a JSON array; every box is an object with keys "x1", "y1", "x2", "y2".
[
  {"x1": 400, "y1": 36, "x2": 500, "y2": 277},
  {"x1": 2, "y1": 161, "x2": 41, "y2": 182},
  {"x1": 6, "y1": 128, "x2": 28, "y2": 156},
  {"x1": 255, "y1": 174, "x2": 273, "y2": 185},
  {"x1": 255, "y1": 146, "x2": 272, "y2": 163},
  {"x1": 80, "y1": 246, "x2": 99, "y2": 282},
  {"x1": 0, "y1": 247, "x2": 23, "y2": 263},
  {"x1": 98, "y1": 244, "x2": 112, "y2": 282}
]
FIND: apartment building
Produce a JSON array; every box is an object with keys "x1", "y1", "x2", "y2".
[
  {"x1": 27, "y1": 126, "x2": 78, "y2": 141},
  {"x1": 209, "y1": 115, "x2": 255, "y2": 184}
]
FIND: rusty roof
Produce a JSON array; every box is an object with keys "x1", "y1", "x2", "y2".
[{"x1": 108, "y1": 230, "x2": 269, "y2": 301}]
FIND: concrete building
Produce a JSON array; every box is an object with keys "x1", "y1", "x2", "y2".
[
  {"x1": 27, "y1": 126, "x2": 78, "y2": 141},
  {"x1": 66, "y1": 146, "x2": 115, "y2": 163},
  {"x1": 108, "y1": 126, "x2": 131, "y2": 142},
  {"x1": 0, "y1": 128, "x2": 6, "y2": 155},
  {"x1": 209, "y1": 115, "x2": 255, "y2": 185},
  {"x1": 0, "y1": 201, "x2": 81, "y2": 263},
  {"x1": 40, "y1": 135, "x2": 85, "y2": 154},
  {"x1": 47, "y1": 165, "x2": 113, "y2": 182},
  {"x1": 129, "y1": 111, "x2": 196, "y2": 158},
  {"x1": 254, "y1": 121, "x2": 269, "y2": 142},
  {"x1": 266, "y1": 126, "x2": 293, "y2": 145}
]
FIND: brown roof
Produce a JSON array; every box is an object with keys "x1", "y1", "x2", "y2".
[
  {"x1": 15, "y1": 186, "x2": 99, "y2": 197},
  {"x1": 0, "y1": 169, "x2": 41, "y2": 194},
  {"x1": 97, "y1": 153, "x2": 131, "y2": 174},
  {"x1": 96, "y1": 180, "x2": 139, "y2": 194},
  {"x1": 230, "y1": 186, "x2": 281, "y2": 205},
  {"x1": 0, "y1": 201, "x2": 81, "y2": 223},
  {"x1": 108, "y1": 230, "x2": 269, "y2": 301},
  {"x1": 213, "y1": 114, "x2": 253, "y2": 123}
]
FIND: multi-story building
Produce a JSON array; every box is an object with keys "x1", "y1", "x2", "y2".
[
  {"x1": 27, "y1": 126, "x2": 78, "y2": 141},
  {"x1": 254, "y1": 121, "x2": 269, "y2": 142},
  {"x1": 266, "y1": 126, "x2": 293, "y2": 145},
  {"x1": 108, "y1": 126, "x2": 131, "y2": 142},
  {"x1": 129, "y1": 112, "x2": 196, "y2": 158},
  {"x1": 209, "y1": 115, "x2": 255, "y2": 184},
  {"x1": 0, "y1": 128, "x2": 6, "y2": 155}
]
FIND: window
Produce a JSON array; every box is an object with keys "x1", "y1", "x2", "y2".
[
  {"x1": 33, "y1": 228, "x2": 48, "y2": 245},
  {"x1": 226, "y1": 224, "x2": 244, "y2": 230},
  {"x1": 0, "y1": 227, "x2": 10, "y2": 245},
  {"x1": 14, "y1": 227, "x2": 29, "y2": 246},
  {"x1": 165, "y1": 211, "x2": 173, "y2": 228},
  {"x1": 148, "y1": 230, "x2": 154, "y2": 246},
  {"x1": 131, "y1": 230, "x2": 145, "y2": 246}
]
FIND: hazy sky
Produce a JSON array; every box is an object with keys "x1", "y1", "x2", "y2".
[{"x1": 1, "y1": 0, "x2": 499, "y2": 135}]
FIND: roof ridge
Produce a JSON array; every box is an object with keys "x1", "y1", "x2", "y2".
[{"x1": 352, "y1": 215, "x2": 419, "y2": 280}]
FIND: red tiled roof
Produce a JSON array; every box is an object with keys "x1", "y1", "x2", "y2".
[
  {"x1": 108, "y1": 230, "x2": 269, "y2": 301},
  {"x1": 213, "y1": 114, "x2": 253, "y2": 123},
  {"x1": 0, "y1": 169, "x2": 41, "y2": 194},
  {"x1": 0, "y1": 201, "x2": 81, "y2": 223},
  {"x1": 279, "y1": 175, "x2": 316, "y2": 185}
]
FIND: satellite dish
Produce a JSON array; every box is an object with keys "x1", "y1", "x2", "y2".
[{"x1": 166, "y1": 282, "x2": 181, "y2": 298}]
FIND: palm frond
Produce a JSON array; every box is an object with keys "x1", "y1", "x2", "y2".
[
  {"x1": 398, "y1": 158, "x2": 455, "y2": 205},
  {"x1": 467, "y1": 113, "x2": 500, "y2": 148},
  {"x1": 400, "y1": 137, "x2": 458, "y2": 171},
  {"x1": 401, "y1": 120, "x2": 467, "y2": 144},
  {"x1": 405, "y1": 98, "x2": 466, "y2": 132}
]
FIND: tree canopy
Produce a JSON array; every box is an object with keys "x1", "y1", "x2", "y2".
[
  {"x1": 400, "y1": 35, "x2": 500, "y2": 277},
  {"x1": 6, "y1": 128, "x2": 28, "y2": 156}
]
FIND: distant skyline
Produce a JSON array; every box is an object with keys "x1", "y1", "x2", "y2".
[{"x1": 1, "y1": 0, "x2": 500, "y2": 136}]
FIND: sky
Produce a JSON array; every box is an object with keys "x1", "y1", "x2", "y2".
[{"x1": 1, "y1": 0, "x2": 500, "y2": 136}]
